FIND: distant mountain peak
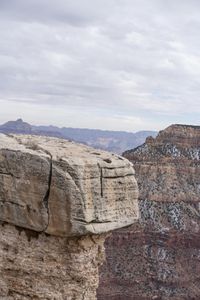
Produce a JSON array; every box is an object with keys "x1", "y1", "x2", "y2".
[
  {"x1": 0, "y1": 118, "x2": 32, "y2": 132},
  {"x1": 16, "y1": 118, "x2": 24, "y2": 123}
]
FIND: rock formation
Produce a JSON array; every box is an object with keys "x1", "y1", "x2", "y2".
[
  {"x1": 98, "y1": 124, "x2": 200, "y2": 300},
  {"x1": 0, "y1": 134, "x2": 139, "y2": 299}
]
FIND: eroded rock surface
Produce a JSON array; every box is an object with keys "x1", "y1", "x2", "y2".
[
  {"x1": 0, "y1": 134, "x2": 139, "y2": 299},
  {"x1": 0, "y1": 224, "x2": 107, "y2": 300},
  {"x1": 98, "y1": 124, "x2": 200, "y2": 300},
  {"x1": 0, "y1": 134, "x2": 138, "y2": 237}
]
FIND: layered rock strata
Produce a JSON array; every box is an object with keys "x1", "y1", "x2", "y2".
[
  {"x1": 98, "y1": 124, "x2": 200, "y2": 300},
  {"x1": 0, "y1": 134, "x2": 139, "y2": 299}
]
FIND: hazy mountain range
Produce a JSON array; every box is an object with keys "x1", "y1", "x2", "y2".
[{"x1": 0, "y1": 119, "x2": 157, "y2": 154}]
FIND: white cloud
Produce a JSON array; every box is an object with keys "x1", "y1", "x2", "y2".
[{"x1": 0, "y1": 0, "x2": 200, "y2": 130}]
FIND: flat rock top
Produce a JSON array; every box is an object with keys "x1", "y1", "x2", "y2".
[
  {"x1": 1, "y1": 134, "x2": 129, "y2": 166},
  {"x1": 123, "y1": 124, "x2": 200, "y2": 203},
  {"x1": 17, "y1": 135, "x2": 130, "y2": 166},
  {"x1": 0, "y1": 134, "x2": 139, "y2": 237},
  {"x1": 156, "y1": 124, "x2": 200, "y2": 147},
  {"x1": 124, "y1": 124, "x2": 200, "y2": 162}
]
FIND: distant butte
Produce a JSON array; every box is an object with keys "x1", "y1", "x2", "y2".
[{"x1": 98, "y1": 124, "x2": 200, "y2": 300}]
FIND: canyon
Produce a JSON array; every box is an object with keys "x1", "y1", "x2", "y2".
[
  {"x1": 0, "y1": 124, "x2": 199, "y2": 300},
  {"x1": 98, "y1": 124, "x2": 200, "y2": 300}
]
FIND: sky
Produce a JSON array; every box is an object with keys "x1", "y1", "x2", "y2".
[{"x1": 0, "y1": 0, "x2": 200, "y2": 132}]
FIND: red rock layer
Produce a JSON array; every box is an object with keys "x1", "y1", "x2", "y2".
[{"x1": 98, "y1": 124, "x2": 200, "y2": 300}]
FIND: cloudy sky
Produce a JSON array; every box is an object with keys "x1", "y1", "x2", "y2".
[{"x1": 0, "y1": 0, "x2": 200, "y2": 131}]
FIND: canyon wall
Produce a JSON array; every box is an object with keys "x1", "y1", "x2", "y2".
[
  {"x1": 0, "y1": 134, "x2": 139, "y2": 299},
  {"x1": 98, "y1": 124, "x2": 200, "y2": 300}
]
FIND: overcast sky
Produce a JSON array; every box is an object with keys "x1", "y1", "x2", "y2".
[{"x1": 0, "y1": 0, "x2": 200, "y2": 131}]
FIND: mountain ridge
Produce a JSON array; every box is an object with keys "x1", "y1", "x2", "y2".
[{"x1": 0, "y1": 119, "x2": 157, "y2": 154}]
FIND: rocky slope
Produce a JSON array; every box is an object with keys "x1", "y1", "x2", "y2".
[
  {"x1": 98, "y1": 124, "x2": 200, "y2": 300},
  {"x1": 0, "y1": 119, "x2": 157, "y2": 154},
  {"x1": 0, "y1": 134, "x2": 139, "y2": 299}
]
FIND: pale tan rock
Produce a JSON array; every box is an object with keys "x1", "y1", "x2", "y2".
[
  {"x1": 0, "y1": 134, "x2": 139, "y2": 237},
  {"x1": 0, "y1": 134, "x2": 50, "y2": 231},
  {"x1": 0, "y1": 223, "x2": 108, "y2": 300},
  {"x1": 0, "y1": 133, "x2": 139, "y2": 300}
]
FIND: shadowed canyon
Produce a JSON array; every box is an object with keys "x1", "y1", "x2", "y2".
[{"x1": 98, "y1": 124, "x2": 200, "y2": 300}]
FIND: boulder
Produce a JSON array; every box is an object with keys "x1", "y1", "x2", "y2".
[{"x1": 0, "y1": 134, "x2": 139, "y2": 237}]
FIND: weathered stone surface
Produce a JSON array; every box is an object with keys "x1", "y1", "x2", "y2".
[
  {"x1": 0, "y1": 223, "x2": 108, "y2": 300},
  {"x1": 0, "y1": 134, "x2": 139, "y2": 237},
  {"x1": 0, "y1": 134, "x2": 50, "y2": 232},
  {"x1": 98, "y1": 124, "x2": 200, "y2": 300},
  {"x1": 0, "y1": 133, "x2": 139, "y2": 299}
]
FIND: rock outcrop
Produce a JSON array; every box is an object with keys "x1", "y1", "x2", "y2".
[
  {"x1": 98, "y1": 124, "x2": 200, "y2": 300},
  {"x1": 0, "y1": 134, "x2": 139, "y2": 299}
]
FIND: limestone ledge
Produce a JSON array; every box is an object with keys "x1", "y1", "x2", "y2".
[{"x1": 0, "y1": 134, "x2": 139, "y2": 237}]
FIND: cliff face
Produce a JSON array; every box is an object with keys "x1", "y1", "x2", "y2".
[
  {"x1": 0, "y1": 134, "x2": 139, "y2": 299},
  {"x1": 98, "y1": 124, "x2": 200, "y2": 300},
  {"x1": 0, "y1": 225, "x2": 107, "y2": 300}
]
